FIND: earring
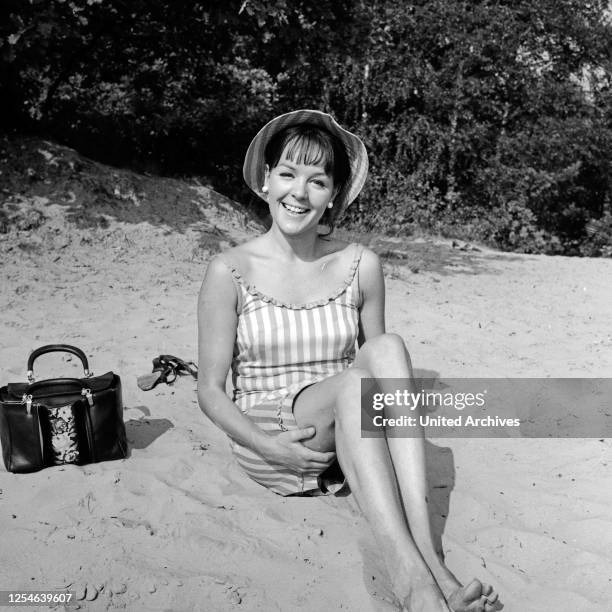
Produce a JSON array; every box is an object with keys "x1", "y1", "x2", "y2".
[
  {"x1": 327, "y1": 201, "x2": 334, "y2": 208},
  {"x1": 262, "y1": 185, "x2": 268, "y2": 193}
]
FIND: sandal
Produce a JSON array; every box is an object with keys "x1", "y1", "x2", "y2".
[
  {"x1": 136, "y1": 355, "x2": 198, "y2": 391},
  {"x1": 157, "y1": 355, "x2": 198, "y2": 379}
]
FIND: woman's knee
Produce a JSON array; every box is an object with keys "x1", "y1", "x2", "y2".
[
  {"x1": 360, "y1": 333, "x2": 409, "y2": 361},
  {"x1": 354, "y1": 333, "x2": 414, "y2": 380}
]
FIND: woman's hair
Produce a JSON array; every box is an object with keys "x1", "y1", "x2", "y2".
[{"x1": 264, "y1": 124, "x2": 351, "y2": 236}]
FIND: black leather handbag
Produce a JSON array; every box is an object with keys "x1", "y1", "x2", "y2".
[{"x1": 0, "y1": 344, "x2": 127, "y2": 473}]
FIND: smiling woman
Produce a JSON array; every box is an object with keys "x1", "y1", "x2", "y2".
[
  {"x1": 197, "y1": 110, "x2": 502, "y2": 612},
  {"x1": 264, "y1": 150, "x2": 336, "y2": 235},
  {"x1": 262, "y1": 124, "x2": 351, "y2": 237}
]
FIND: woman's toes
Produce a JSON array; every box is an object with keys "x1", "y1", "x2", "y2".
[
  {"x1": 463, "y1": 578, "x2": 484, "y2": 600},
  {"x1": 448, "y1": 579, "x2": 483, "y2": 611},
  {"x1": 484, "y1": 595, "x2": 503, "y2": 612},
  {"x1": 448, "y1": 579, "x2": 502, "y2": 612}
]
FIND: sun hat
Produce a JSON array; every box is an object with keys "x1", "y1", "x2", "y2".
[{"x1": 243, "y1": 109, "x2": 369, "y2": 215}]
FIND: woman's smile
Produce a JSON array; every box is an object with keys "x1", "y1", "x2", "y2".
[
  {"x1": 264, "y1": 154, "x2": 335, "y2": 233},
  {"x1": 280, "y1": 202, "x2": 310, "y2": 215}
]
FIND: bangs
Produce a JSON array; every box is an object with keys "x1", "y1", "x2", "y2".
[
  {"x1": 281, "y1": 132, "x2": 334, "y2": 173},
  {"x1": 263, "y1": 123, "x2": 351, "y2": 193}
]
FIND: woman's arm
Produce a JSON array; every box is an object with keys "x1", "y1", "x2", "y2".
[
  {"x1": 197, "y1": 256, "x2": 336, "y2": 472},
  {"x1": 197, "y1": 256, "x2": 271, "y2": 451},
  {"x1": 357, "y1": 247, "x2": 386, "y2": 346}
]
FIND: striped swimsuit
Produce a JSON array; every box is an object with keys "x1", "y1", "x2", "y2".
[{"x1": 218, "y1": 243, "x2": 363, "y2": 495}]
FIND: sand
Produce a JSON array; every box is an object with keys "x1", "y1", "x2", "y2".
[{"x1": 1, "y1": 140, "x2": 611, "y2": 611}]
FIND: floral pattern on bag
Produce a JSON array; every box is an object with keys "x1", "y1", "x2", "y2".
[{"x1": 47, "y1": 404, "x2": 79, "y2": 464}]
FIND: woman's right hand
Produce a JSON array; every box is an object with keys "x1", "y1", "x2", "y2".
[{"x1": 261, "y1": 427, "x2": 336, "y2": 474}]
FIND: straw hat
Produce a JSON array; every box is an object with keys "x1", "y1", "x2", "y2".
[{"x1": 243, "y1": 109, "x2": 368, "y2": 215}]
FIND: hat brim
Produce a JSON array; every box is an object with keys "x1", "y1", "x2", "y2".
[{"x1": 243, "y1": 109, "x2": 368, "y2": 215}]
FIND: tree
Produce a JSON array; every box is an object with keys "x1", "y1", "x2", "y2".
[{"x1": 2, "y1": 1, "x2": 611, "y2": 254}]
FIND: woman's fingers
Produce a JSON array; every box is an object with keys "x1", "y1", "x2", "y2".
[
  {"x1": 287, "y1": 427, "x2": 316, "y2": 442},
  {"x1": 280, "y1": 428, "x2": 335, "y2": 461},
  {"x1": 275, "y1": 429, "x2": 336, "y2": 470},
  {"x1": 301, "y1": 447, "x2": 336, "y2": 468},
  {"x1": 296, "y1": 442, "x2": 336, "y2": 470}
]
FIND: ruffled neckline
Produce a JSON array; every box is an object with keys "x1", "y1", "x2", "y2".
[{"x1": 228, "y1": 243, "x2": 362, "y2": 310}]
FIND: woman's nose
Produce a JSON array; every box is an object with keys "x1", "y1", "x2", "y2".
[{"x1": 291, "y1": 178, "x2": 307, "y2": 200}]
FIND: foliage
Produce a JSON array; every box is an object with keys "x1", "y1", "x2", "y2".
[
  {"x1": 323, "y1": 0, "x2": 612, "y2": 255},
  {"x1": 1, "y1": 0, "x2": 611, "y2": 255}
]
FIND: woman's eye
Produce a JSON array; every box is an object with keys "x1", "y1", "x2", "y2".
[
  {"x1": 312, "y1": 180, "x2": 326, "y2": 187},
  {"x1": 279, "y1": 172, "x2": 293, "y2": 178}
]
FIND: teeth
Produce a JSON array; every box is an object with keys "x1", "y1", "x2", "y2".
[{"x1": 282, "y1": 203, "x2": 308, "y2": 214}]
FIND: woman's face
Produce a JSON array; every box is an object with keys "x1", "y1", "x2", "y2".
[{"x1": 264, "y1": 147, "x2": 336, "y2": 237}]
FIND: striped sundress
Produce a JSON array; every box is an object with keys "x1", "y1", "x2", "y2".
[{"x1": 217, "y1": 243, "x2": 363, "y2": 496}]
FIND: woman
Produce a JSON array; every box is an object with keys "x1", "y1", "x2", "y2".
[{"x1": 197, "y1": 110, "x2": 501, "y2": 611}]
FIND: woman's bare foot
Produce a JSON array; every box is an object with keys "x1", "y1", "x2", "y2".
[
  {"x1": 424, "y1": 559, "x2": 502, "y2": 612},
  {"x1": 399, "y1": 581, "x2": 451, "y2": 612},
  {"x1": 446, "y1": 579, "x2": 503, "y2": 612},
  {"x1": 390, "y1": 568, "x2": 451, "y2": 612}
]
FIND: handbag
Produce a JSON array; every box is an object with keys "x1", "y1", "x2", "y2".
[{"x1": 0, "y1": 344, "x2": 127, "y2": 473}]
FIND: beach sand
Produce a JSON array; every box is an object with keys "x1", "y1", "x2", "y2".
[{"x1": 1, "y1": 140, "x2": 611, "y2": 611}]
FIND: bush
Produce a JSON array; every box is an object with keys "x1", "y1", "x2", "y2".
[{"x1": 1, "y1": 0, "x2": 611, "y2": 256}]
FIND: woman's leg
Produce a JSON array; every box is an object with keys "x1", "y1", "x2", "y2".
[
  {"x1": 294, "y1": 334, "x2": 499, "y2": 612},
  {"x1": 352, "y1": 335, "x2": 455, "y2": 583},
  {"x1": 294, "y1": 368, "x2": 450, "y2": 611},
  {"x1": 351, "y1": 334, "x2": 499, "y2": 612}
]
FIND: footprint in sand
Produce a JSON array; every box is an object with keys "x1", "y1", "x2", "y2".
[
  {"x1": 74, "y1": 584, "x2": 86, "y2": 601},
  {"x1": 85, "y1": 585, "x2": 99, "y2": 601},
  {"x1": 109, "y1": 580, "x2": 127, "y2": 595},
  {"x1": 74, "y1": 583, "x2": 99, "y2": 601},
  {"x1": 226, "y1": 586, "x2": 242, "y2": 605},
  {"x1": 144, "y1": 580, "x2": 157, "y2": 594}
]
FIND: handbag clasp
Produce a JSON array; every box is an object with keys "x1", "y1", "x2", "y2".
[
  {"x1": 81, "y1": 388, "x2": 94, "y2": 407},
  {"x1": 22, "y1": 394, "x2": 33, "y2": 415}
]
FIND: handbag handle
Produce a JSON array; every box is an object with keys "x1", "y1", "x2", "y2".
[{"x1": 27, "y1": 344, "x2": 92, "y2": 382}]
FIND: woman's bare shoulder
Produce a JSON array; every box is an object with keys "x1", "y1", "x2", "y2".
[
  {"x1": 215, "y1": 237, "x2": 266, "y2": 272},
  {"x1": 358, "y1": 245, "x2": 381, "y2": 265},
  {"x1": 318, "y1": 237, "x2": 355, "y2": 258},
  {"x1": 357, "y1": 245, "x2": 384, "y2": 295},
  {"x1": 326, "y1": 240, "x2": 380, "y2": 265},
  {"x1": 358, "y1": 245, "x2": 383, "y2": 275}
]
